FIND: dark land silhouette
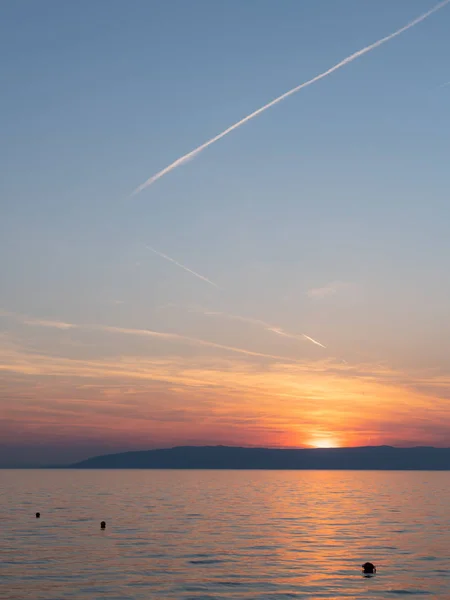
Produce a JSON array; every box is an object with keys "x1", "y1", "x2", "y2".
[{"x1": 69, "y1": 445, "x2": 450, "y2": 470}]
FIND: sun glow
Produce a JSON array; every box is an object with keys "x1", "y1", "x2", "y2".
[{"x1": 310, "y1": 438, "x2": 340, "y2": 449}]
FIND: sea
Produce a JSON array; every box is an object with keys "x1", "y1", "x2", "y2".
[{"x1": 1, "y1": 470, "x2": 449, "y2": 599}]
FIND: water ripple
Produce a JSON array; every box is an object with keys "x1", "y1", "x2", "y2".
[{"x1": 0, "y1": 470, "x2": 449, "y2": 599}]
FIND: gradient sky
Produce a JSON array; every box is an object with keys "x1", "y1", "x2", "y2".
[{"x1": 1, "y1": 0, "x2": 450, "y2": 466}]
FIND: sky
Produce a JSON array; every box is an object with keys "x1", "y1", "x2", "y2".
[{"x1": 1, "y1": 0, "x2": 450, "y2": 466}]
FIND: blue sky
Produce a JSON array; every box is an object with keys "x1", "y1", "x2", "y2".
[{"x1": 1, "y1": 0, "x2": 450, "y2": 465}]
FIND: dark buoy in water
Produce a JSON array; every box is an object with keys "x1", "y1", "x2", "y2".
[
  {"x1": 35, "y1": 512, "x2": 40, "y2": 519},
  {"x1": 100, "y1": 521, "x2": 106, "y2": 529},
  {"x1": 362, "y1": 562, "x2": 376, "y2": 574}
]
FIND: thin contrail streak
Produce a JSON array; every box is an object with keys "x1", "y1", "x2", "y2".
[
  {"x1": 145, "y1": 245, "x2": 220, "y2": 289},
  {"x1": 268, "y1": 326, "x2": 327, "y2": 349},
  {"x1": 3, "y1": 309, "x2": 301, "y2": 363},
  {"x1": 197, "y1": 309, "x2": 326, "y2": 349},
  {"x1": 145, "y1": 262, "x2": 325, "y2": 348},
  {"x1": 130, "y1": 0, "x2": 449, "y2": 197},
  {"x1": 439, "y1": 80, "x2": 450, "y2": 87},
  {"x1": 97, "y1": 324, "x2": 298, "y2": 361},
  {"x1": 300, "y1": 333, "x2": 327, "y2": 349}
]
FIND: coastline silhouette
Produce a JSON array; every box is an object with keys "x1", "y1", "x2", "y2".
[{"x1": 68, "y1": 445, "x2": 450, "y2": 470}]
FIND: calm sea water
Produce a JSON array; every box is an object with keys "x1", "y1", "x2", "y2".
[{"x1": 1, "y1": 470, "x2": 449, "y2": 599}]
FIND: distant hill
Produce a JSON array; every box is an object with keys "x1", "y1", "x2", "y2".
[{"x1": 69, "y1": 445, "x2": 450, "y2": 470}]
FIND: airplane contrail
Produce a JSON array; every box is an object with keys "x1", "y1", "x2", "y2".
[
  {"x1": 196, "y1": 309, "x2": 327, "y2": 349},
  {"x1": 145, "y1": 259, "x2": 325, "y2": 349},
  {"x1": 130, "y1": 0, "x2": 449, "y2": 197},
  {"x1": 2, "y1": 309, "x2": 301, "y2": 363},
  {"x1": 145, "y1": 245, "x2": 220, "y2": 289},
  {"x1": 299, "y1": 332, "x2": 327, "y2": 349},
  {"x1": 268, "y1": 326, "x2": 327, "y2": 349}
]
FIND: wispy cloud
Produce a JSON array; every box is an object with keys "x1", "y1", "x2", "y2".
[
  {"x1": 2, "y1": 341, "x2": 450, "y2": 450},
  {"x1": 0, "y1": 310, "x2": 75, "y2": 330},
  {"x1": 144, "y1": 252, "x2": 325, "y2": 348},
  {"x1": 23, "y1": 318, "x2": 76, "y2": 330},
  {"x1": 194, "y1": 309, "x2": 326, "y2": 349},
  {"x1": 99, "y1": 324, "x2": 301, "y2": 362},
  {"x1": 307, "y1": 281, "x2": 347, "y2": 299},
  {"x1": 130, "y1": 0, "x2": 449, "y2": 196},
  {"x1": 145, "y1": 245, "x2": 220, "y2": 289},
  {"x1": 439, "y1": 80, "x2": 450, "y2": 88},
  {"x1": 1, "y1": 310, "x2": 301, "y2": 363}
]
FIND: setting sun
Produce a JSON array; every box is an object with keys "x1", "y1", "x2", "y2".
[{"x1": 310, "y1": 438, "x2": 340, "y2": 449}]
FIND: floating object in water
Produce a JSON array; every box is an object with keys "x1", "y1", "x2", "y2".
[
  {"x1": 362, "y1": 562, "x2": 376, "y2": 574},
  {"x1": 100, "y1": 521, "x2": 106, "y2": 529},
  {"x1": 35, "y1": 512, "x2": 40, "y2": 519}
]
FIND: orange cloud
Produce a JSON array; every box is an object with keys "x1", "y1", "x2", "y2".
[
  {"x1": 1, "y1": 309, "x2": 449, "y2": 454},
  {"x1": 1, "y1": 335, "x2": 449, "y2": 451}
]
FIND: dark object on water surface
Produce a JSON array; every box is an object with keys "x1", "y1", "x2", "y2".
[
  {"x1": 100, "y1": 521, "x2": 106, "y2": 529},
  {"x1": 362, "y1": 562, "x2": 376, "y2": 574},
  {"x1": 35, "y1": 512, "x2": 40, "y2": 518}
]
